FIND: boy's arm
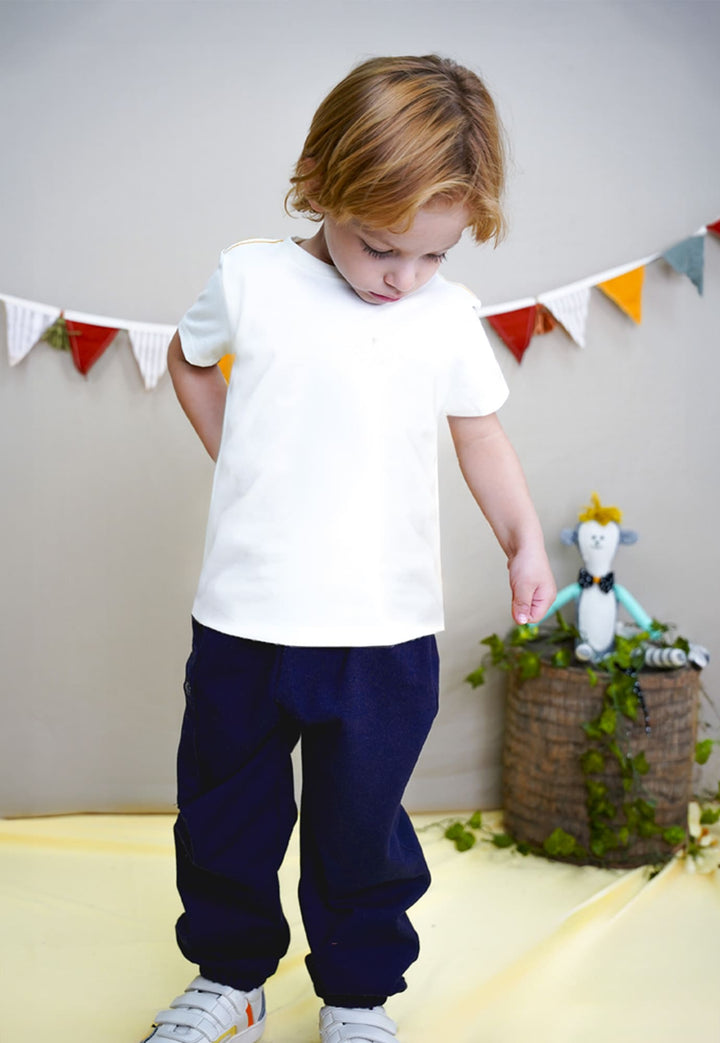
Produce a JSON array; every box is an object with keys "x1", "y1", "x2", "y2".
[
  {"x1": 448, "y1": 412, "x2": 556, "y2": 625},
  {"x1": 167, "y1": 331, "x2": 227, "y2": 462}
]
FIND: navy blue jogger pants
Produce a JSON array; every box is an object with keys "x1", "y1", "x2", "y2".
[{"x1": 173, "y1": 619, "x2": 439, "y2": 1007}]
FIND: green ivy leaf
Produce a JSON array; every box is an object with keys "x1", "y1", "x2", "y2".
[
  {"x1": 491, "y1": 833, "x2": 514, "y2": 848},
  {"x1": 598, "y1": 706, "x2": 617, "y2": 735},
  {"x1": 543, "y1": 828, "x2": 583, "y2": 858},
  {"x1": 444, "y1": 823, "x2": 465, "y2": 841},
  {"x1": 632, "y1": 751, "x2": 650, "y2": 776},
  {"x1": 581, "y1": 750, "x2": 605, "y2": 775},
  {"x1": 586, "y1": 667, "x2": 598, "y2": 687},
  {"x1": 662, "y1": 826, "x2": 686, "y2": 846},
  {"x1": 552, "y1": 647, "x2": 572, "y2": 668},
  {"x1": 700, "y1": 807, "x2": 720, "y2": 825},
  {"x1": 467, "y1": 811, "x2": 483, "y2": 830},
  {"x1": 510, "y1": 624, "x2": 539, "y2": 646},
  {"x1": 517, "y1": 650, "x2": 541, "y2": 681},
  {"x1": 455, "y1": 831, "x2": 476, "y2": 851},
  {"x1": 590, "y1": 837, "x2": 607, "y2": 858},
  {"x1": 481, "y1": 634, "x2": 507, "y2": 666},
  {"x1": 465, "y1": 667, "x2": 486, "y2": 689},
  {"x1": 620, "y1": 692, "x2": 639, "y2": 721},
  {"x1": 696, "y1": 740, "x2": 715, "y2": 765}
]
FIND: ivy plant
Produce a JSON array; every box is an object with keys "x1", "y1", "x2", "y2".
[{"x1": 447, "y1": 613, "x2": 714, "y2": 867}]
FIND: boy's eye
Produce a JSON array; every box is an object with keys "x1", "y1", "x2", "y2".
[
  {"x1": 362, "y1": 242, "x2": 392, "y2": 259},
  {"x1": 361, "y1": 241, "x2": 447, "y2": 263}
]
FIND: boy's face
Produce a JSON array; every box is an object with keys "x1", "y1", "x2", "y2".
[{"x1": 303, "y1": 201, "x2": 469, "y2": 305}]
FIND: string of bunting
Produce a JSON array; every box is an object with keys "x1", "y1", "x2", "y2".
[
  {"x1": 1, "y1": 218, "x2": 719, "y2": 384},
  {"x1": 478, "y1": 217, "x2": 719, "y2": 362}
]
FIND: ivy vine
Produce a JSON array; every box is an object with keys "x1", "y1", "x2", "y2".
[{"x1": 445, "y1": 613, "x2": 716, "y2": 867}]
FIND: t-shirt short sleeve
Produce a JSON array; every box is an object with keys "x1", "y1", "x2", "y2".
[
  {"x1": 441, "y1": 300, "x2": 509, "y2": 417},
  {"x1": 177, "y1": 256, "x2": 233, "y2": 367}
]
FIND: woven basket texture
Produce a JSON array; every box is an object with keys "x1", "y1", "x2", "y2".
[{"x1": 502, "y1": 664, "x2": 700, "y2": 867}]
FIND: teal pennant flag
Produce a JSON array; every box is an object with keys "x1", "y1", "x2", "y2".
[{"x1": 662, "y1": 235, "x2": 705, "y2": 295}]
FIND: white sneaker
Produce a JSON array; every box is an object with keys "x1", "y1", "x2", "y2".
[
  {"x1": 139, "y1": 975, "x2": 266, "y2": 1043},
  {"x1": 319, "y1": 1005, "x2": 398, "y2": 1043}
]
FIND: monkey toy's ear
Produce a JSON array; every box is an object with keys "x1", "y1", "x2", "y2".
[
  {"x1": 619, "y1": 528, "x2": 639, "y2": 545},
  {"x1": 560, "y1": 527, "x2": 578, "y2": 546}
]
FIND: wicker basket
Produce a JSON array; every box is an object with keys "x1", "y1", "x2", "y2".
[{"x1": 502, "y1": 663, "x2": 700, "y2": 866}]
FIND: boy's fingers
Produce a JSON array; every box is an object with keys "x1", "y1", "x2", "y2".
[{"x1": 513, "y1": 582, "x2": 555, "y2": 625}]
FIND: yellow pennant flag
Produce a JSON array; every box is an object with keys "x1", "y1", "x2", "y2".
[
  {"x1": 597, "y1": 266, "x2": 645, "y2": 324},
  {"x1": 218, "y1": 354, "x2": 235, "y2": 382}
]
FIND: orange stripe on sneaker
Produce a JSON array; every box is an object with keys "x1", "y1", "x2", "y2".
[{"x1": 246, "y1": 1001, "x2": 254, "y2": 1027}]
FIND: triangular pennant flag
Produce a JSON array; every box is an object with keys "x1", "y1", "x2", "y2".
[
  {"x1": 63, "y1": 319, "x2": 118, "y2": 375},
  {"x1": 1, "y1": 294, "x2": 60, "y2": 365},
  {"x1": 539, "y1": 286, "x2": 591, "y2": 348},
  {"x1": 128, "y1": 326, "x2": 173, "y2": 390},
  {"x1": 218, "y1": 354, "x2": 235, "y2": 383},
  {"x1": 662, "y1": 235, "x2": 705, "y2": 295},
  {"x1": 707, "y1": 219, "x2": 720, "y2": 238},
  {"x1": 533, "y1": 305, "x2": 556, "y2": 336},
  {"x1": 597, "y1": 267, "x2": 645, "y2": 324},
  {"x1": 487, "y1": 305, "x2": 537, "y2": 363}
]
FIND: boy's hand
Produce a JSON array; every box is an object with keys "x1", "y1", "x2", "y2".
[{"x1": 508, "y1": 547, "x2": 556, "y2": 626}]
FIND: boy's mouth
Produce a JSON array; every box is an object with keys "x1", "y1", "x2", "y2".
[{"x1": 368, "y1": 291, "x2": 403, "y2": 303}]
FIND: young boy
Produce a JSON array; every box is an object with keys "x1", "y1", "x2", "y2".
[{"x1": 143, "y1": 55, "x2": 555, "y2": 1043}]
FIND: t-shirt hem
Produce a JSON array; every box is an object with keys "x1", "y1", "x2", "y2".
[{"x1": 190, "y1": 607, "x2": 443, "y2": 648}]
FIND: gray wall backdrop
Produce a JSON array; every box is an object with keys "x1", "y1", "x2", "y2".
[{"x1": 1, "y1": 0, "x2": 719, "y2": 816}]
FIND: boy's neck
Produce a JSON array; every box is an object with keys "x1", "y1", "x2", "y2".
[{"x1": 297, "y1": 226, "x2": 333, "y2": 266}]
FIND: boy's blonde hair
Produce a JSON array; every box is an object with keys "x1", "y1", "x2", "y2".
[{"x1": 286, "y1": 54, "x2": 506, "y2": 244}]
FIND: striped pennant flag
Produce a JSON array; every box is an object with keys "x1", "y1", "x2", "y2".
[
  {"x1": 127, "y1": 325, "x2": 174, "y2": 390},
  {"x1": 1, "y1": 293, "x2": 60, "y2": 365},
  {"x1": 538, "y1": 286, "x2": 591, "y2": 348}
]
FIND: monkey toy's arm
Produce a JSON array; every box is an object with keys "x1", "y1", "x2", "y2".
[{"x1": 538, "y1": 582, "x2": 581, "y2": 625}]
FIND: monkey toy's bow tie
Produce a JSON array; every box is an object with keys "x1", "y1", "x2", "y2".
[{"x1": 578, "y1": 568, "x2": 615, "y2": 593}]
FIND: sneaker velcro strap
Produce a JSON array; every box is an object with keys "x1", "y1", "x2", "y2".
[
  {"x1": 321, "y1": 1006, "x2": 398, "y2": 1043},
  {"x1": 189, "y1": 976, "x2": 239, "y2": 997},
  {"x1": 170, "y1": 992, "x2": 231, "y2": 1016},
  {"x1": 153, "y1": 1009, "x2": 221, "y2": 1039}
]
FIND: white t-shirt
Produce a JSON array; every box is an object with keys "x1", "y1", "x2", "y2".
[{"x1": 179, "y1": 237, "x2": 509, "y2": 647}]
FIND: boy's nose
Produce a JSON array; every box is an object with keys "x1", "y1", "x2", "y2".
[{"x1": 385, "y1": 263, "x2": 416, "y2": 293}]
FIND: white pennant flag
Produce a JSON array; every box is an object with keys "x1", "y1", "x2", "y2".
[
  {"x1": 1, "y1": 293, "x2": 61, "y2": 365},
  {"x1": 538, "y1": 286, "x2": 591, "y2": 349},
  {"x1": 127, "y1": 324, "x2": 174, "y2": 390}
]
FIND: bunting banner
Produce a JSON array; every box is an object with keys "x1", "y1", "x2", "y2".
[
  {"x1": 2, "y1": 217, "x2": 719, "y2": 379},
  {"x1": 478, "y1": 218, "x2": 718, "y2": 362}
]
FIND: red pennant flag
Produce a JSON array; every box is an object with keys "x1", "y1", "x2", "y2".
[
  {"x1": 707, "y1": 219, "x2": 720, "y2": 238},
  {"x1": 64, "y1": 319, "x2": 119, "y2": 375},
  {"x1": 488, "y1": 305, "x2": 537, "y2": 363}
]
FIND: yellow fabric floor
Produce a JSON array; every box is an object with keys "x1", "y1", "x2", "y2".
[{"x1": 1, "y1": 812, "x2": 719, "y2": 1043}]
